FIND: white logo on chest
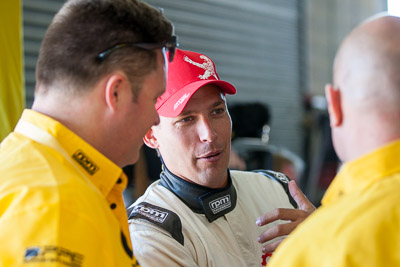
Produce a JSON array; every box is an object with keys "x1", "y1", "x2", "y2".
[
  {"x1": 209, "y1": 195, "x2": 231, "y2": 214},
  {"x1": 184, "y1": 55, "x2": 218, "y2": 80}
]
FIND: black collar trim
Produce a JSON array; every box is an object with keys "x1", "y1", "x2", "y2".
[{"x1": 159, "y1": 166, "x2": 237, "y2": 222}]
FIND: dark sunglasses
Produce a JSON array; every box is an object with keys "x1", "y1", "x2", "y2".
[{"x1": 97, "y1": 35, "x2": 178, "y2": 63}]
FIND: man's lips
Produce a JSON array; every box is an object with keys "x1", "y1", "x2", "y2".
[{"x1": 197, "y1": 150, "x2": 223, "y2": 160}]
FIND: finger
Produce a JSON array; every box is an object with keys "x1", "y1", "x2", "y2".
[
  {"x1": 256, "y1": 208, "x2": 308, "y2": 226},
  {"x1": 288, "y1": 180, "x2": 315, "y2": 212},
  {"x1": 261, "y1": 239, "x2": 283, "y2": 254},
  {"x1": 258, "y1": 221, "x2": 296, "y2": 244}
]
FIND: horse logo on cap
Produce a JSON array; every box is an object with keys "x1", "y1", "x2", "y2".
[{"x1": 184, "y1": 55, "x2": 218, "y2": 80}]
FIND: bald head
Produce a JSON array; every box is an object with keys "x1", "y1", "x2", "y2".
[
  {"x1": 335, "y1": 15, "x2": 400, "y2": 106},
  {"x1": 327, "y1": 14, "x2": 400, "y2": 162}
]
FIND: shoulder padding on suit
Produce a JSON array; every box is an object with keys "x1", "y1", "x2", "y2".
[
  {"x1": 128, "y1": 201, "x2": 184, "y2": 245},
  {"x1": 252, "y1": 170, "x2": 298, "y2": 208}
]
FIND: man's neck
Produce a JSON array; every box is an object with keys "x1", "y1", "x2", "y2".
[
  {"x1": 159, "y1": 166, "x2": 236, "y2": 222},
  {"x1": 32, "y1": 91, "x2": 105, "y2": 160}
]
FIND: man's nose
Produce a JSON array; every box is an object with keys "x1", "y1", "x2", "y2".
[{"x1": 198, "y1": 117, "x2": 217, "y2": 143}]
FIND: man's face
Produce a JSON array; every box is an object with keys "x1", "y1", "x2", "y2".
[
  {"x1": 150, "y1": 84, "x2": 232, "y2": 188},
  {"x1": 119, "y1": 51, "x2": 166, "y2": 166}
]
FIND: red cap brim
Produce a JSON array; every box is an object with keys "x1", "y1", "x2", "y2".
[{"x1": 157, "y1": 80, "x2": 236, "y2": 117}]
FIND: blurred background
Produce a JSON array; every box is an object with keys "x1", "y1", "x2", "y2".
[{"x1": 1, "y1": 0, "x2": 398, "y2": 205}]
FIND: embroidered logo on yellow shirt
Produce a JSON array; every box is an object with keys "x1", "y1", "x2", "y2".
[
  {"x1": 24, "y1": 246, "x2": 84, "y2": 266},
  {"x1": 72, "y1": 150, "x2": 99, "y2": 175}
]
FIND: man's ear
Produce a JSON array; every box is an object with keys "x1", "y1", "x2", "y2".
[
  {"x1": 104, "y1": 72, "x2": 129, "y2": 112},
  {"x1": 143, "y1": 128, "x2": 159, "y2": 149},
  {"x1": 325, "y1": 83, "x2": 343, "y2": 127}
]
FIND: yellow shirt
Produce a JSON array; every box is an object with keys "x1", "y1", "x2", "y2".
[
  {"x1": 269, "y1": 139, "x2": 400, "y2": 267},
  {"x1": 0, "y1": 110, "x2": 139, "y2": 266}
]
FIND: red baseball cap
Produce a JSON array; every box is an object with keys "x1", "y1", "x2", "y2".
[{"x1": 156, "y1": 49, "x2": 237, "y2": 117}]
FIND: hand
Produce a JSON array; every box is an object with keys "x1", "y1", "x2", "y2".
[{"x1": 256, "y1": 180, "x2": 315, "y2": 253}]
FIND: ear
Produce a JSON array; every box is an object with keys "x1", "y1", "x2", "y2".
[
  {"x1": 325, "y1": 84, "x2": 343, "y2": 127},
  {"x1": 104, "y1": 72, "x2": 129, "y2": 112},
  {"x1": 143, "y1": 128, "x2": 159, "y2": 149}
]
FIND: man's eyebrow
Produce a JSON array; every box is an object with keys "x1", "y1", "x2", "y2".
[
  {"x1": 179, "y1": 99, "x2": 225, "y2": 116},
  {"x1": 210, "y1": 99, "x2": 225, "y2": 108},
  {"x1": 179, "y1": 110, "x2": 192, "y2": 116}
]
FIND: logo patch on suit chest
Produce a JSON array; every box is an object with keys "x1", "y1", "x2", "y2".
[{"x1": 209, "y1": 195, "x2": 231, "y2": 214}]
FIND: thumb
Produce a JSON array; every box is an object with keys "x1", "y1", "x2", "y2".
[{"x1": 288, "y1": 180, "x2": 315, "y2": 212}]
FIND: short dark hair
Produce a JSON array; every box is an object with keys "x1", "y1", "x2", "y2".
[{"x1": 36, "y1": 0, "x2": 173, "y2": 99}]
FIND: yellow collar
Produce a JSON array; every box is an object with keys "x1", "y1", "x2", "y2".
[
  {"x1": 322, "y1": 139, "x2": 400, "y2": 205},
  {"x1": 18, "y1": 109, "x2": 127, "y2": 196}
]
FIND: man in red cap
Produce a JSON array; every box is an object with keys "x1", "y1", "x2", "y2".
[{"x1": 128, "y1": 49, "x2": 314, "y2": 266}]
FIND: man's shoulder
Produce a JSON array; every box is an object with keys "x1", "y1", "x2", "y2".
[
  {"x1": 230, "y1": 169, "x2": 296, "y2": 208},
  {"x1": 127, "y1": 180, "x2": 188, "y2": 221},
  {"x1": 0, "y1": 142, "x2": 107, "y2": 217},
  {"x1": 230, "y1": 169, "x2": 290, "y2": 189},
  {"x1": 231, "y1": 169, "x2": 291, "y2": 183},
  {"x1": 127, "y1": 198, "x2": 185, "y2": 245},
  {"x1": 129, "y1": 180, "x2": 178, "y2": 207},
  {"x1": 0, "y1": 149, "x2": 88, "y2": 191},
  {"x1": 0, "y1": 132, "x2": 69, "y2": 177}
]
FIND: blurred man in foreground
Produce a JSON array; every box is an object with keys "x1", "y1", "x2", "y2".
[
  {"x1": 0, "y1": 0, "x2": 176, "y2": 265},
  {"x1": 269, "y1": 14, "x2": 400, "y2": 267}
]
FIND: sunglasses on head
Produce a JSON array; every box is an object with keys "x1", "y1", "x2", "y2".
[{"x1": 97, "y1": 35, "x2": 178, "y2": 63}]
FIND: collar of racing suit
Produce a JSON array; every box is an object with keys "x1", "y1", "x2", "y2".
[{"x1": 159, "y1": 165, "x2": 237, "y2": 222}]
